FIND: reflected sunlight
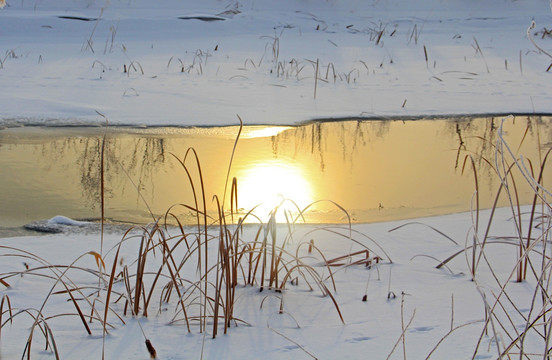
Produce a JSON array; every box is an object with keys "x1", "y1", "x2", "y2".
[
  {"x1": 236, "y1": 160, "x2": 313, "y2": 221},
  {"x1": 239, "y1": 126, "x2": 293, "y2": 139},
  {"x1": 3, "y1": 116, "x2": 551, "y2": 228}
]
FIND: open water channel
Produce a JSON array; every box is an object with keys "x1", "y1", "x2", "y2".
[{"x1": 0, "y1": 115, "x2": 550, "y2": 237}]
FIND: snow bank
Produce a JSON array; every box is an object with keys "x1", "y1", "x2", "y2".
[
  {"x1": 0, "y1": 206, "x2": 549, "y2": 359},
  {"x1": 23, "y1": 215, "x2": 92, "y2": 233},
  {"x1": 1, "y1": 0, "x2": 551, "y2": 127}
]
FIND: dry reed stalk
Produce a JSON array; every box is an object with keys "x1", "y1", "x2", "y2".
[
  {"x1": 167, "y1": 56, "x2": 185, "y2": 72},
  {"x1": 474, "y1": 287, "x2": 504, "y2": 357},
  {"x1": 473, "y1": 37, "x2": 490, "y2": 73},
  {"x1": 325, "y1": 62, "x2": 336, "y2": 82},
  {"x1": 207, "y1": 118, "x2": 245, "y2": 336},
  {"x1": 126, "y1": 61, "x2": 144, "y2": 76},
  {"x1": 314, "y1": 58, "x2": 319, "y2": 99},
  {"x1": 0, "y1": 295, "x2": 13, "y2": 337},
  {"x1": 425, "y1": 295, "x2": 481, "y2": 359},
  {"x1": 158, "y1": 243, "x2": 192, "y2": 332},
  {"x1": 296, "y1": 242, "x2": 338, "y2": 292},
  {"x1": 143, "y1": 232, "x2": 190, "y2": 317},
  {"x1": 423, "y1": 45, "x2": 428, "y2": 68},
  {"x1": 461, "y1": 155, "x2": 480, "y2": 280},
  {"x1": 222, "y1": 116, "x2": 242, "y2": 209},
  {"x1": 401, "y1": 293, "x2": 408, "y2": 360},
  {"x1": 212, "y1": 210, "x2": 223, "y2": 338},
  {"x1": 145, "y1": 339, "x2": 157, "y2": 359},
  {"x1": 435, "y1": 119, "x2": 547, "y2": 284},
  {"x1": 112, "y1": 232, "x2": 161, "y2": 357},
  {"x1": 213, "y1": 196, "x2": 233, "y2": 336},
  {"x1": 302, "y1": 224, "x2": 392, "y2": 263},
  {"x1": 456, "y1": 117, "x2": 552, "y2": 358},
  {"x1": 407, "y1": 23, "x2": 419, "y2": 44},
  {"x1": 279, "y1": 263, "x2": 345, "y2": 324},
  {"x1": 325, "y1": 249, "x2": 376, "y2": 267},
  {"x1": 0, "y1": 249, "x2": 107, "y2": 359},
  {"x1": 43, "y1": 321, "x2": 60, "y2": 359},
  {"x1": 82, "y1": 7, "x2": 104, "y2": 53},
  {"x1": 102, "y1": 242, "x2": 122, "y2": 360},
  {"x1": 389, "y1": 222, "x2": 458, "y2": 245},
  {"x1": 94, "y1": 111, "x2": 109, "y2": 259},
  {"x1": 133, "y1": 233, "x2": 147, "y2": 316},
  {"x1": 523, "y1": 148, "x2": 552, "y2": 280},
  {"x1": 527, "y1": 21, "x2": 552, "y2": 61},
  {"x1": 267, "y1": 214, "x2": 278, "y2": 290},
  {"x1": 169, "y1": 147, "x2": 209, "y2": 332},
  {"x1": 493, "y1": 123, "x2": 529, "y2": 282},
  {"x1": 386, "y1": 307, "x2": 416, "y2": 360},
  {"x1": 267, "y1": 314, "x2": 318, "y2": 359}
]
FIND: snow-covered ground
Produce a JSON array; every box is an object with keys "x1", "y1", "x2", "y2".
[
  {"x1": 1, "y1": 206, "x2": 550, "y2": 360},
  {"x1": 1, "y1": 0, "x2": 552, "y2": 359},
  {"x1": 1, "y1": 0, "x2": 551, "y2": 127}
]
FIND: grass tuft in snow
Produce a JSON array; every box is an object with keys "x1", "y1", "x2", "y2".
[
  {"x1": 408, "y1": 115, "x2": 552, "y2": 358},
  {"x1": 2, "y1": 115, "x2": 394, "y2": 359}
]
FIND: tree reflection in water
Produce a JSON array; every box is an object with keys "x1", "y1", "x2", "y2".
[{"x1": 0, "y1": 115, "x2": 550, "y2": 228}]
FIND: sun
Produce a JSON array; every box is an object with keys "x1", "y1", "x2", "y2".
[{"x1": 236, "y1": 160, "x2": 313, "y2": 221}]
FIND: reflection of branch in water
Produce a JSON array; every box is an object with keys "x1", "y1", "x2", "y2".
[
  {"x1": 271, "y1": 134, "x2": 279, "y2": 156},
  {"x1": 118, "y1": 137, "x2": 166, "y2": 205},
  {"x1": 269, "y1": 119, "x2": 392, "y2": 173},
  {"x1": 312, "y1": 122, "x2": 325, "y2": 172},
  {"x1": 79, "y1": 137, "x2": 107, "y2": 209},
  {"x1": 272, "y1": 123, "x2": 327, "y2": 172},
  {"x1": 450, "y1": 115, "x2": 552, "y2": 194},
  {"x1": 450, "y1": 117, "x2": 500, "y2": 195},
  {"x1": 35, "y1": 135, "x2": 109, "y2": 210},
  {"x1": 338, "y1": 123, "x2": 348, "y2": 164},
  {"x1": 352, "y1": 120, "x2": 367, "y2": 152},
  {"x1": 35, "y1": 132, "x2": 167, "y2": 213},
  {"x1": 454, "y1": 123, "x2": 466, "y2": 170}
]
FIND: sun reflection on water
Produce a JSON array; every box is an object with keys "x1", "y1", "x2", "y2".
[
  {"x1": 236, "y1": 159, "x2": 313, "y2": 221},
  {"x1": 1, "y1": 116, "x2": 551, "y2": 229}
]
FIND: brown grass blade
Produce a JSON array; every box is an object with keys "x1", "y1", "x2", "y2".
[
  {"x1": 145, "y1": 339, "x2": 157, "y2": 359},
  {"x1": 0, "y1": 295, "x2": 13, "y2": 337},
  {"x1": 388, "y1": 222, "x2": 458, "y2": 245},
  {"x1": 102, "y1": 244, "x2": 121, "y2": 360}
]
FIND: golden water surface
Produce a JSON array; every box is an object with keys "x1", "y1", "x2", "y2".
[{"x1": 0, "y1": 115, "x2": 550, "y2": 228}]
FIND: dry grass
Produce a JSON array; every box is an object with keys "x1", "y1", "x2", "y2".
[
  {"x1": 419, "y1": 115, "x2": 552, "y2": 358},
  {"x1": 1, "y1": 114, "x2": 548, "y2": 358},
  {"x1": 0, "y1": 116, "x2": 392, "y2": 359}
]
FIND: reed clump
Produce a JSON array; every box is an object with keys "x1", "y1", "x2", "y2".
[
  {"x1": 104, "y1": 118, "x2": 389, "y2": 340},
  {"x1": 401, "y1": 115, "x2": 552, "y2": 358},
  {"x1": 0, "y1": 117, "x2": 389, "y2": 359}
]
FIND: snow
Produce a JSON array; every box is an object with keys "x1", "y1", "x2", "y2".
[
  {"x1": 1, "y1": 0, "x2": 552, "y2": 359},
  {"x1": 22, "y1": 215, "x2": 93, "y2": 233},
  {"x1": 1, "y1": 0, "x2": 551, "y2": 127},
  {"x1": 0, "y1": 207, "x2": 549, "y2": 359},
  {"x1": 47, "y1": 215, "x2": 89, "y2": 226}
]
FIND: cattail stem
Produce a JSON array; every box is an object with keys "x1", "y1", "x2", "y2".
[{"x1": 145, "y1": 339, "x2": 157, "y2": 359}]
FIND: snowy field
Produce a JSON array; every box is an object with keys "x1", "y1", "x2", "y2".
[
  {"x1": 0, "y1": 203, "x2": 550, "y2": 359},
  {"x1": 0, "y1": 0, "x2": 551, "y2": 126},
  {"x1": 1, "y1": 0, "x2": 552, "y2": 359}
]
